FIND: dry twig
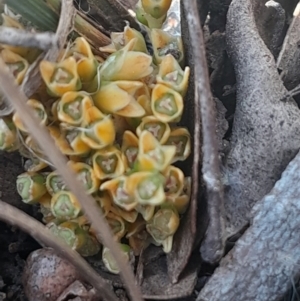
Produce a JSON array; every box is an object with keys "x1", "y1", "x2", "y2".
[
  {"x1": 0, "y1": 50, "x2": 143, "y2": 301},
  {"x1": 183, "y1": 0, "x2": 225, "y2": 265},
  {"x1": 0, "y1": 27, "x2": 58, "y2": 50},
  {"x1": 0, "y1": 200, "x2": 118, "y2": 301}
]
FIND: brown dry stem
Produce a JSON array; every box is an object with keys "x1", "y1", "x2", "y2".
[
  {"x1": 0, "y1": 54, "x2": 143, "y2": 301},
  {"x1": 183, "y1": 0, "x2": 225, "y2": 265},
  {"x1": 0, "y1": 200, "x2": 117, "y2": 301}
]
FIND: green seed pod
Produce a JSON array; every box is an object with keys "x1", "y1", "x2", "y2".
[
  {"x1": 102, "y1": 244, "x2": 131, "y2": 274},
  {"x1": 16, "y1": 172, "x2": 47, "y2": 204},
  {"x1": 68, "y1": 161, "x2": 99, "y2": 194},
  {"x1": 46, "y1": 171, "x2": 68, "y2": 196},
  {"x1": 48, "y1": 221, "x2": 100, "y2": 257},
  {"x1": 51, "y1": 191, "x2": 81, "y2": 220}
]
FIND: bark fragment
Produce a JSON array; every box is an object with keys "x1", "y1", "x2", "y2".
[
  {"x1": 197, "y1": 148, "x2": 300, "y2": 301},
  {"x1": 277, "y1": 2, "x2": 300, "y2": 90},
  {"x1": 223, "y1": 0, "x2": 300, "y2": 237}
]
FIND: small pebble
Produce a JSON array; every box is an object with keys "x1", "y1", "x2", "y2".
[{"x1": 22, "y1": 248, "x2": 79, "y2": 301}]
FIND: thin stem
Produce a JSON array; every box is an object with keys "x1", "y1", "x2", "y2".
[
  {"x1": 0, "y1": 47, "x2": 144, "y2": 301},
  {"x1": 0, "y1": 200, "x2": 118, "y2": 301},
  {"x1": 0, "y1": 27, "x2": 58, "y2": 50},
  {"x1": 183, "y1": 0, "x2": 225, "y2": 264}
]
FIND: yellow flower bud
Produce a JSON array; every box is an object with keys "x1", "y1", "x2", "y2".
[
  {"x1": 121, "y1": 131, "x2": 139, "y2": 170},
  {"x1": 93, "y1": 81, "x2": 145, "y2": 118},
  {"x1": 67, "y1": 37, "x2": 98, "y2": 82},
  {"x1": 166, "y1": 177, "x2": 191, "y2": 214},
  {"x1": 13, "y1": 99, "x2": 48, "y2": 133},
  {"x1": 136, "y1": 130, "x2": 176, "y2": 172},
  {"x1": 127, "y1": 171, "x2": 165, "y2": 206},
  {"x1": 92, "y1": 145, "x2": 125, "y2": 180},
  {"x1": 124, "y1": 25, "x2": 148, "y2": 53},
  {"x1": 151, "y1": 83, "x2": 183, "y2": 123},
  {"x1": 81, "y1": 106, "x2": 115, "y2": 149},
  {"x1": 136, "y1": 115, "x2": 170, "y2": 144},
  {"x1": 141, "y1": 0, "x2": 172, "y2": 18},
  {"x1": 164, "y1": 127, "x2": 191, "y2": 162},
  {"x1": 100, "y1": 39, "x2": 153, "y2": 81},
  {"x1": 150, "y1": 29, "x2": 184, "y2": 64},
  {"x1": 163, "y1": 165, "x2": 184, "y2": 198},
  {"x1": 100, "y1": 176, "x2": 138, "y2": 211},
  {"x1": 50, "y1": 125, "x2": 90, "y2": 156},
  {"x1": 57, "y1": 91, "x2": 94, "y2": 126},
  {"x1": 157, "y1": 54, "x2": 190, "y2": 96},
  {"x1": 51, "y1": 191, "x2": 81, "y2": 220},
  {"x1": 0, "y1": 49, "x2": 29, "y2": 84},
  {"x1": 67, "y1": 161, "x2": 100, "y2": 194},
  {"x1": 40, "y1": 57, "x2": 81, "y2": 97}
]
